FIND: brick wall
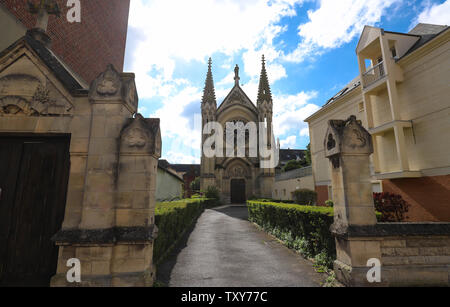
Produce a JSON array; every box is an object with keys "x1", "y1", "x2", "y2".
[
  {"x1": 1, "y1": 0, "x2": 130, "y2": 84},
  {"x1": 382, "y1": 175, "x2": 450, "y2": 222},
  {"x1": 315, "y1": 185, "x2": 328, "y2": 206}
]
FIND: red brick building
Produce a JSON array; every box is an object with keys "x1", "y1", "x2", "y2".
[{"x1": 0, "y1": 0, "x2": 130, "y2": 84}]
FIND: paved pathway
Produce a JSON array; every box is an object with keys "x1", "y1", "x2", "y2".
[{"x1": 157, "y1": 205, "x2": 325, "y2": 287}]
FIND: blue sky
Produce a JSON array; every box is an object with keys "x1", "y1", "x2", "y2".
[{"x1": 124, "y1": 0, "x2": 449, "y2": 164}]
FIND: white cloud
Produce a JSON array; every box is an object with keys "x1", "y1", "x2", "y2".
[
  {"x1": 165, "y1": 151, "x2": 200, "y2": 164},
  {"x1": 280, "y1": 135, "x2": 297, "y2": 148},
  {"x1": 272, "y1": 91, "x2": 319, "y2": 136},
  {"x1": 127, "y1": 0, "x2": 304, "y2": 99},
  {"x1": 415, "y1": 0, "x2": 450, "y2": 26},
  {"x1": 284, "y1": 0, "x2": 400, "y2": 62}
]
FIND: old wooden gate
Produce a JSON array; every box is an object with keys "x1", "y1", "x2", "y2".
[{"x1": 0, "y1": 134, "x2": 70, "y2": 286}]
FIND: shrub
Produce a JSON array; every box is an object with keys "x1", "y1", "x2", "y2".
[
  {"x1": 190, "y1": 177, "x2": 200, "y2": 191},
  {"x1": 247, "y1": 200, "x2": 335, "y2": 269},
  {"x1": 204, "y1": 185, "x2": 220, "y2": 200},
  {"x1": 292, "y1": 189, "x2": 317, "y2": 206},
  {"x1": 325, "y1": 200, "x2": 334, "y2": 207},
  {"x1": 154, "y1": 198, "x2": 218, "y2": 264},
  {"x1": 373, "y1": 192, "x2": 410, "y2": 222}
]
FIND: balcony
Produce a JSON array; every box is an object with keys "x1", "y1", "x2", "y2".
[{"x1": 362, "y1": 61, "x2": 385, "y2": 88}]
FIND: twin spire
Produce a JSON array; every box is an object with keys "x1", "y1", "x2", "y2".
[
  {"x1": 201, "y1": 57, "x2": 216, "y2": 105},
  {"x1": 257, "y1": 55, "x2": 272, "y2": 103},
  {"x1": 202, "y1": 55, "x2": 272, "y2": 105}
]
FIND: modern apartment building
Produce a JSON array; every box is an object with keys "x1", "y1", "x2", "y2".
[{"x1": 305, "y1": 23, "x2": 450, "y2": 221}]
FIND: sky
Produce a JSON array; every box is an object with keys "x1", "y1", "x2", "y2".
[{"x1": 123, "y1": 0, "x2": 450, "y2": 164}]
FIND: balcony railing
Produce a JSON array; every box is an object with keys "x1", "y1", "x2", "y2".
[{"x1": 362, "y1": 61, "x2": 385, "y2": 88}]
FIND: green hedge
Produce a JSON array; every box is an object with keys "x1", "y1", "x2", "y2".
[
  {"x1": 247, "y1": 200, "x2": 335, "y2": 269},
  {"x1": 154, "y1": 198, "x2": 218, "y2": 264}
]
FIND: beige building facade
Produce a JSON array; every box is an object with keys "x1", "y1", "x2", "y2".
[
  {"x1": 0, "y1": 26, "x2": 160, "y2": 285},
  {"x1": 272, "y1": 166, "x2": 315, "y2": 201},
  {"x1": 200, "y1": 57, "x2": 276, "y2": 203},
  {"x1": 306, "y1": 23, "x2": 450, "y2": 221}
]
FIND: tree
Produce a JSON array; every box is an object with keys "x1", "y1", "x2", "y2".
[
  {"x1": 305, "y1": 143, "x2": 312, "y2": 166},
  {"x1": 282, "y1": 159, "x2": 304, "y2": 172},
  {"x1": 190, "y1": 177, "x2": 200, "y2": 192}
]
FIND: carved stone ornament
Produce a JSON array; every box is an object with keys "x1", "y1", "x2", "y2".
[
  {"x1": 126, "y1": 128, "x2": 147, "y2": 148},
  {"x1": 124, "y1": 79, "x2": 138, "y2": 108},
  {"x1": 120, "y1": 114, "x2": 161, "y2": 157},
  {"x1": 226, "y1": 164, "x2": 249, "y2": 178},
  {"x1": 323, "y1": 115, "x2": 373, "y2": 159},
  {"x1": 90, "y1": 64, "x2": 121, "y2": 98}
]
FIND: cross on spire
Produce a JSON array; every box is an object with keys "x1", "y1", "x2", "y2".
[
  {"x1": 28, "y1": 0, "x2": 60, "y2": 32},
  {"x1": 234, "y1": 64, "x2": 240, "y2": 86},
  {"x1": 257, "y1": 54, "x2": 272, "y2": 103}
]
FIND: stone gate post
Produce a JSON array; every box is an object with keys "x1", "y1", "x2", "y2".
[
  {"x1": 324, "y1": 115, "x2": 381, "y2": 286},
  {"x1": 50, "y1": 65, "x2": 160, "y2": 286}
]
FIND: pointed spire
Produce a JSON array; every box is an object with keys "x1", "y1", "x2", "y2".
[
  {"x1": 202, "y1": 57, "x2": 216, "y2": 105},
  {"x1": 257, "y1": 54, "x2": 272, "y2": 103}
]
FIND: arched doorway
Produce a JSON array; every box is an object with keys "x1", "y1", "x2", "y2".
[{"x1": 230, "y1": 179, "x2": 246, "y2": 204}]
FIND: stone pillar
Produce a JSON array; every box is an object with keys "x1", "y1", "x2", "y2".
[
  {"x1": 51, "y1": 65, "x2": 160, "y2": 286},
  {"x1": 324, "y1": 115, "x2": 381, "y2": 286}
]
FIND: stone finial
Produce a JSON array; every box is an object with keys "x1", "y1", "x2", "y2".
[
  {"x1": 201, "y1": 58, "x2": 216, "y2": 106},
  {"x1": 257, "y1": 54, "x2": 272, "y2": 104},
  {"x1": 27, "y1": 0, "x2": 60, "y2": 46},
  {"x1": 120, "y1": 114, "x2": 161, "y2": 158},
  {"x1": 324, "y1": 115, "x2": 373, "y2": 167}
]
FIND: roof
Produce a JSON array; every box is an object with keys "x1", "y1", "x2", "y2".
[
  {"x1": 401, "y1": 23, "x2": 449, "y2": 59},
  {"x1": 169, "y1": 164, "x2": 201, "y2": 176},
  {"x1": 0, "y1": 30, "x2": 87, "y2": 94},
  {"x1": 279, "y1": 149, "x2": 306, "y2": 162},
  {"x1": 306, "y1": 23, "x2": 448, "y2": 121},
  {"x1": 323, "y1": 76, "x2": 361, "y2": 107},
  {"x1": 158, "y1": 160, "x2": 184, "y2": 182}
]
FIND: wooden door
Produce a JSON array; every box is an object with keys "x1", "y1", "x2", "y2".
[
  {"x1": 230, "y1": 179, "x2": 246, "y2": 204},
  {"x1": 0, "y1": 135, "x2": 70, "y2": 286}
]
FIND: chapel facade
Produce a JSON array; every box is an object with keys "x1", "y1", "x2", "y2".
[{"x1": 200, "y1": 57, "x2": 277, "y2": 203}]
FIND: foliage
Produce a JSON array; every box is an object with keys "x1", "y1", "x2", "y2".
[
  {"x1": 373, "y1": 192, "x2": 410, "y2": 222},
  {"x1": 154, "y1": 198, "x2": 218, "y2": 264},
  {"x1": 204, "y1": 185, "x2": 220, "y2": 200},
  {"x1": 305, "y1": 143, "x2": 312, "y2": 166},
  {"x1": 282, "y1": 159, "x2": 305, "y2": 172},
  {"x1": 292, "y1": 189, "x2": 317, "y2": 206},
  {"x1": 247, "y1": 201, "x2": 335, "y2": 269},
  {"x1": 325, "y1": 200, "x2": 334, "y2": 207},
  {"x1": 190, "y1": 177, "x2": 200, "y2": 191}
]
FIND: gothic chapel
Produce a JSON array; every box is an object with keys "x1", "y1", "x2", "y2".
[{"x1": 200, "y1": 56, "x2": 277, "y2": 203}]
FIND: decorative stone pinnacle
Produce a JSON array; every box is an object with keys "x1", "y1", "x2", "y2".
[
  {"x1": 257, "y1": 55, "x2": 272, "y2": 103},
  {"x1": 202, "y1": 57, "x2": 216, "y2": 106},
  {"x1": 234, "y1": 64, "x2": 240, "y2": 86}
]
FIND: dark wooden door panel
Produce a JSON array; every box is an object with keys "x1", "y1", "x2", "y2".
[
  {"x1": 230, "y1": 179, "x2": 246, "y2": 204},
  {"x1": 0, "y1": 135, "x2": 70, "y2": 286}
]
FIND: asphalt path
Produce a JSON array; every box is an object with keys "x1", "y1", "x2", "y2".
[{"x1": 157, "y1": 205, "x2": 325, "y2": 287}]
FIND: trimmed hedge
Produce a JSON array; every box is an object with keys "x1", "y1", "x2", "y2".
[
  {"x1": 154, "y1": 198, "x2": 218, "y2": 264},
  {"x1": 247, "y1": 201, "x2": 335, "y2": 268},
  {"x1": 292, "y1": 189, "x2": 317, "y2": 205}
]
